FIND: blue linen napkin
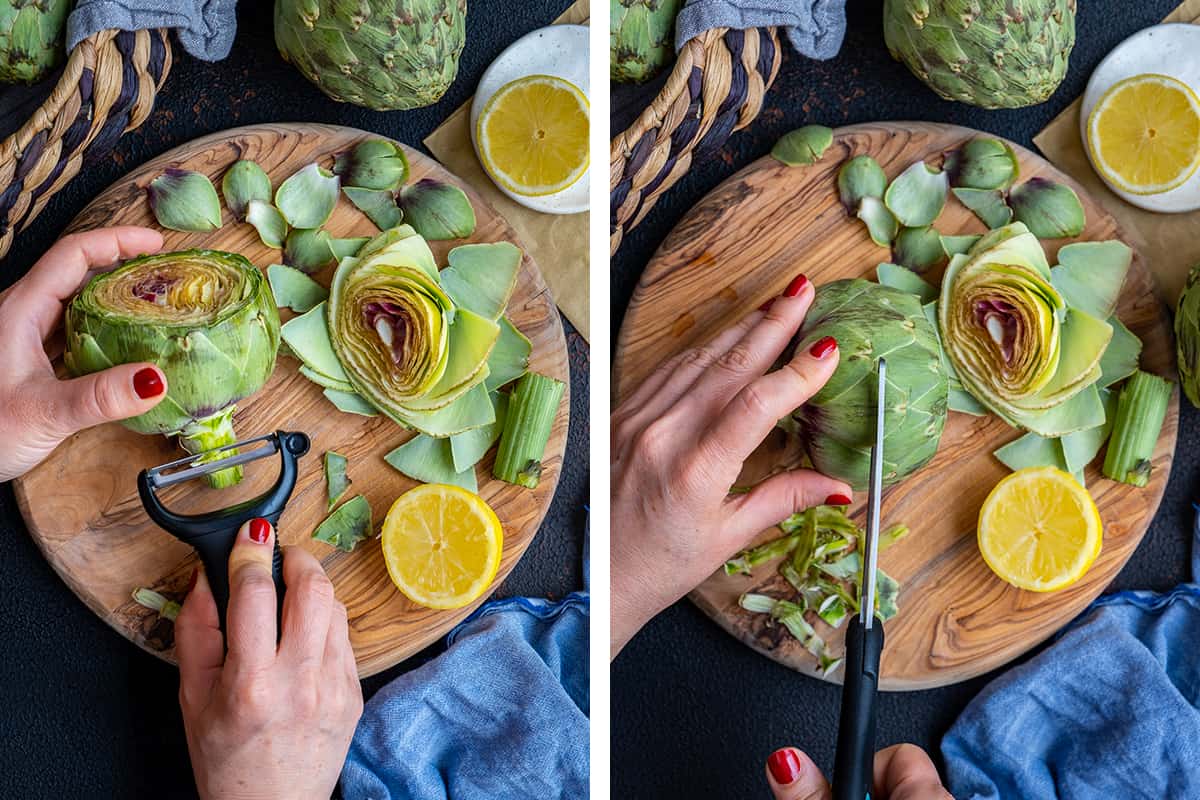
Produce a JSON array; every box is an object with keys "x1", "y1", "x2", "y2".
[
  {"x1": 340, "y1": 591, "x2": 590, "y2": 800},
  {"x1": 67, "y1": 0, "x2": 237, "y2": 61},
  {"x1": 674, "y1": 0, "x2": 847, "y2": 61},
  {"x1": 941, "y1": 513, "x2": 1200, "y2": 799}
]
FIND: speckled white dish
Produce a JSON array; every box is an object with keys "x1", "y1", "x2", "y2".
[
  {"x1": 1080, "y1": 23, "x2": 1200, "y2": 213},
  {"x1": 470, "y1": 24, "x2": 589, "y2": 215}
]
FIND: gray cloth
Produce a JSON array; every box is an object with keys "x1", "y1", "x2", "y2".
[
  {"x1": 675, "y1": 0, "x2": 846, "y2": 61},
  {"x1": 66, "y1": 0, "x2": 238, "y2": 61}
]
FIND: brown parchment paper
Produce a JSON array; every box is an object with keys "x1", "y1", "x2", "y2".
[
  {"x1": 1033, "y1": 0, "x2": 1200, "y2": 305},
  {"x1": 424, "y1": 1, "x2": 590, "y2": 340}
]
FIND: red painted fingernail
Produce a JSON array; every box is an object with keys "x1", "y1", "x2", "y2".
[
  {"x1": 185, "y1": 568, "x2": 198, "y2": 593},
  {"x1": 809, "y1": 336, "x2": 837, "y2": 359},
  {"x1": 248, "y1": 517, "x2": 271, "y2": 544},
  {"x1": 133, "y1": 368, "x2": 164, "y2": 399},
  {"x1": 758, "y1": 298, "x2": 774, "y2": 313},
  {"x1": 783, "y1": 273, "x2": 809, "y2": 298},
  {"x1": 767, "y1": 748, "x2": 803, "y2": 785},
  {"x1": 825, "y1": 494, "x2": 852, "y2": 506}
]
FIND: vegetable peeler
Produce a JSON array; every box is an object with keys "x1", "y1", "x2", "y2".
[
  {"x1": 833, "y1": 359, "x2": 887, "y2": 800},
  {"x1": 136, "y1": 431, "x2": 311, "y2": 637}
]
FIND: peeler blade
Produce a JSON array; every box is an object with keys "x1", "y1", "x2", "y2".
[{"x1": 144, "y1": 431, "x2": 283, "y2": 489}]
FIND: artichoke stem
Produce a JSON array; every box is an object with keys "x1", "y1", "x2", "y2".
[{"x1": 178, "y1": 407, "x2": 243, "y2": 489}]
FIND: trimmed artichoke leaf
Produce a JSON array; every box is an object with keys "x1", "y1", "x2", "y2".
[
  {"x1": 884, "y1": 161, "x2": 948, "y2": 227},
  {"x1": 994, "y1": 431, "x2": 1068, "y2": 472},
  {"x1": 876, "y1": 262, "x2": 937, "y2": 304},
  {"x1": 941, "y1": 234, "x2": 981, "y2": 256},
  {"x1": 450, "y1": 391, "x2": 510, "y2": 474},
  {"x1": 1008, "y1": 384, "x2": 1106, "y2": 437},
  {"x1": 439, "y1": 242, "x2": 522, "y2": 320},
  {"x1": 1099, "y1": 316, "x2": 1142, "y2": 387},
  {"x1": 945, "y1": 138, "x2": 1019, "y2": 190},
  {"x1": 300, "y1": 365, "x2": 355, "y2": 392},
  {"x1": 1008, "y1": 178, "x2": 1085, "y2": 239},
  {"x1": 857, "y1": 196, "x2": 899, "y2": 246},
  {"x1": 280, "y1": 302, "x2": 351, "y2": 384},
  {"x1": 893, "y1": 226, "x2": 946, "y2": 273},
  {"x1": 324, "y1": 451, "x2": 351, "y2": 511},
  {"x1": 1060, "y1": 388, "x2": 1117, "y2": 475},
  {"x1": 267, "y1": 264, "x2": 328, "y2": 313},
  {"x1": 398, "y1": 179, "x2": 477, "y2": 240},
  {"x1": 221, "y1": 160, "x2": 272, "y2": 220},
  {"x1": 1032, "y1": 308, "x2": 1111, "y2": 402},
  {"x1": 1050, "y1": 240, "x2": 1133, "y2": 320},
  {"x1": 312, "y1": 494, "x2": 372, "y2": 552},
  {"x1": 771, "y1": 125, "x2": 834, "y2": 166},
  {"x1": 949, "y1": 386, "x2": 988, "y2": 415},
  {"x1": 147, "y1": 169, "x2": 222, "y2": 232},
  {"x1": 384, "y1": 434, "x2": 479, "y2": 493},
  {"x1": 344, "y1": 187, "x2": 403, "y2": 231},
  {"x1": 837, "y1": 155, "x2": 887, "y2": 212},
  {"x1": 275, "y1": 163, "x2": 339, "y2": 229},
  {"x1": 323, "y1": 388, "x2": 379, "y2": 417},
  {"x1": 284, "y1": 228, "x2": 337, "y2": 274},
  {"x1": 355, "y1": 224, "x2": 439, "y2": 279},
  {"x1": 330, "y1": 237, "x2": 369, "y2": 260},
  {"x1": 952, "y1": 187, "x2": 1013, "y2": 229},
  {"x1": 876, "y1": 569, "x2": 900, "y2": 621},
  {"x1": 246, "y1": 200, "x2": 288, "y2": 248},
  {"x1": 486, "y1": 317, "x2": 533, "y2": 390},
  {"x1": 333, "y1": 138, "x2": 409, "y2": 191},
  {"x1": 390, "y1": 382, "x2": 497, "y2": 438}
]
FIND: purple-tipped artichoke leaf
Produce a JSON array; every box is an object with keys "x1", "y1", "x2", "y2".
[
  {"x1": 1008, "y1": 178, "x2": 1085, "y2": 239},
  {"x1": 398, "y1": 180, "x2": 476, "y2": 240},
  {"x1": 945, "y1": 138, "x2": 1019, "y2": 190},
  {"x1": 332, "y1": 139, "x2": 409, "y2": 191},
  {"x1": 147, "y1": 169, "x2": 222, "y2": 232},
  {"x1": 892, "y1": 226, "x2": 946, "y2": 273}
]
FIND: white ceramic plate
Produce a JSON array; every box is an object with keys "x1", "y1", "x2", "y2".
[
  {"x1": 1080, "y1": 23, "x2": 1200, "y2": 213},
  {"x1": 470, "y1": 24, "x2": 590, "y2": 215}
]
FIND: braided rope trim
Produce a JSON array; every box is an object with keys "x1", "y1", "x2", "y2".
[
  {"x1": 610, "y1": 27, "x2": 782, "y2": 256},
  {"x1": 0, "y1": 29, "x2": 172, "y2": 260}
]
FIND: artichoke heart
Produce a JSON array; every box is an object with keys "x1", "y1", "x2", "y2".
[{"x1": 65, "y1": 250, "x2": 281, "y2": 488}]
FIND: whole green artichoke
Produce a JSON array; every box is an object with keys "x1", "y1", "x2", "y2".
[
  {"x1": 274, "y1": 0, "x2": 466, "y2": 112},
  {"x1": 1176, "y1": 264, "x2": 1200, "y2": 408},
  {"x1": 0, "y1": 0, "x2": 71, "y2": 85},
  {"x1": 611, "y1": 0, "x2": 682, "y2": 84},
  {"x1": 788, "y1": 279, "x2": 948, "y2": 490},
  {"x1": 65, "y1": 250, "x2": 280, "y2": 488},
  {"x1": 882, "y1": 0, "x2": 1076, "y2": 109}
]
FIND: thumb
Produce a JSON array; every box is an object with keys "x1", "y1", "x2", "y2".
[
  {"x1": 766, "y1": 748, "x2": 831, "y2": 800},
  {"x1": 724, "y1": 468, "x2": 853, "y2": 547},
  {"x1": 49, "y1": 364, "x2": 167, "y2": 434}
]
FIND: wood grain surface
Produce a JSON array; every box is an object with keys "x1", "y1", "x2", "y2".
[
  {"x1": 13, "y1": 123, "x2": 570, "y2": 678},
  {"x1": 613, "y1": 122, "x2": 1178, "y2": 690}
]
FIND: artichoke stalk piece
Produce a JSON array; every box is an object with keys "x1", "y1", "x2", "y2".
[
  {"x1": 0, "y1": 0, "x2": 70, "y2": 84},
  {"x1": 788, "y1": 279, "x2": 948, "y2": 490},
  {"x1": 274, "y1": 0, "x2": 467, "y2": 111},
  {"x1": 882, "y1": 0, "x2": 1076, "y2": 109},
  {"x1": 610, "y1": 0, "x2": 683, "y2": 84},
  {"x1": 64, "y1": 251, "x2": 281, "y2": 488}
]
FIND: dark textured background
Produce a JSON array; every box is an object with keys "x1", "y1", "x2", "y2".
[
  {"x1": 610, "y1": 1, "x2": 1195, "y2": 798},
  {"x1": 0, "y1": 2, "x2": 583, "y2": 798}
]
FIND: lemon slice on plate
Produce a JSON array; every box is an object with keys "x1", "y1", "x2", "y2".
[
  {"x1": 476, "y1": 74, "x2": 590, "y2": 197},
  {"x1": 977, "y1": 467, "x2": 1102, "y2": 593},
  {"x1": 1086, "y1": 73, "x2": 1200, "y2": 195},
  {"x1": 381, "y1": 484, "x2": 503, "y2": 610}
]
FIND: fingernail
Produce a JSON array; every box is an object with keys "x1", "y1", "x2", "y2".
[
  {"x1": 758, "y1": 299, "x2": 774, "y2": 313},
  {"x1": 185, "y1": 568, "x2": 198, "y2": 593},
  {"x1": 783, "y1": 273, "x2": 809, "y2": 298},
  {"x1": 809, "y1": 336, "x2": 837, "y2": 359},
  {"x1": 767, "y1": 748, "x2": 803, "y2": 785},
  {"x1": 825, "y1": 494, "x2": 852, "y2": 506},
  {"x1": 133, "y1": 367, "x2": 164, "y2": 399},
  {"x1": 248, "y1": 517, "x2": 271, "y2": 544}
]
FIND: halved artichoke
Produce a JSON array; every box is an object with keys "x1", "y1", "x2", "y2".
[{"x1": 64, "y1": 250, "x2": 280, "y2": 487}]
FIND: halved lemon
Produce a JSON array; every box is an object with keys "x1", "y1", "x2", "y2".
[
  {"x1": 380, "y1": 484, "x2": 503, "y2": 610},
  {"x1": 977, "y1": 467, "x2": 1102, "y2": 593},
  {"x1": 1086, "y1": 73, "x2": 1200, "y2": 195},
  {"x1": 476, "y1": 74, "x2": 589, "y2": 197}
]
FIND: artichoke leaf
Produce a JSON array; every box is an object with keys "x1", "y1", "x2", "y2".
[
  {"x1": 884, "y1": 162, "x2": 948, "y2": 227},
  {"x1": 268, "y1": 264, "x2": 328, "y2": 313},
  {"x1": 323, "y1": 388, "x2": 379, "y2": 417},
  {"x1": 994, "y1": 431, "x2": 1069, "y2": 472},
  {"x1": 333, "y1": 139, "x2": 409, "y2": 191},
  {"x1": 1060, "y1": 388, "x2": 1117, "y2": 474},
  {"x1": 344, "y1": 187, "x2": 404, "y2": 231},
  {"x1": 281, "y1": 302, "x2": 351, "y2": 384},
  {"x1": 1006, "y1": 383, "x2": 1106, "y2": 437},
  {"x1": 857, "y1": 196, "x2": 899, "y2": 246},
  {"x1": 389, "y1": 382, "x2": 497, "y2": 438},
  {"x1": 1024, "y1": 307, "x2": 1110, "y2": 405},
  {"x1": 399, "y1": 309, "x2": 499, "y2": 411},
  {"x1": 952, "y1": 187, "x2": 1012, "y2": 229},
  {"x1": 147, "y1": 170, "x2": 222, "y2": 232},
  {"x1": 247, "y1": 200, "x2": 289, "y2": 249},
  {"x1": 299, "y1": 365, "x2": 355, "y2": 393},
  {"x1": 948, "y1": 387, "x2": 988, "y2": 415},
  {"x1": 284, "y1": 228, "x2": 338, "y2": 274},
  {"x1": 439, "y1": 242, "x2": 523, "y2": 321},
  {"x1": 1009, "y1": 178, "x2": 1085, "y2": 239},
  {"x1": 945, "y1": 138, "x2": 1019, "y2": 190},
  {"x1": 876, "y1": 262, "x2": 937, "y2": 304},
  {"x1": 941, "y1": 234, "x2": 981, "y2": 256},
  {"x1": 324, "y1": 451, "x2": 351, "y2": 511},
  {"x1": 385, "y1": 434, "x2": 479, "y2": 493},
  {"x1": 449, "y1": 391, "x2": 510, "y2": 474},
  {"x1": 312, "y1": 495, "x2": 372, "y2": 552},
  {"x1": 354, "y1": 225, "x2": 439, "y2": 280},
  {"x1": 222, "y1": 160, "x2": 272, "y2": 220},
  {"x1": 1099, "y1": 317, "x2": 1142, "y2": 388},
  {"x1": 275, "y1": 164, "x2": 339, "y2": 229},
  {"x1": 486, "y1": 317, "x2": 532, "y2": 390},
  {"x1": 771, "y1": 126, "x2": 834, "y2": 166},
  {"x1": 838, "y1": 155, "x2": 887, "y2": 212},
  {"x1": 330, "y1": 237, "x2": 369, "y2": 260},
  {"x1": 1050, "y1": 241, "x2": 1133, "y2": 320},
  {"x1": 399, "y1": 180, "x2": 477, "y2": 240},
  {"x1": 893, "y1": 226, "x2": 946, "y2": 273}
]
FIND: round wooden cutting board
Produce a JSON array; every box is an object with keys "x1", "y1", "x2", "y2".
[
  {"x1": 613, "y1": 121, "x2": 1178, "y2": 691},
  {"x1": 13, "y1": 123, "x2": 570, "y2": 678}
]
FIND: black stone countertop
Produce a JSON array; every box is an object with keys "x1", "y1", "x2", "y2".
[
  {"x1": 611, "y1": 2, "x2": 1196, "y2": 797},
  {"x1": 0, "y1": 3, "x2": 585, "y2": 797}
]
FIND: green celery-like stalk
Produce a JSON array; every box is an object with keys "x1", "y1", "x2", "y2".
[
  {"x1": 1102, "y1": 370, "x2": 1172, "y2": 487},
  {"x1": 493, "y1": 373, "x2": 565, "y2": 488},
  {"x1": 725, "y1": 534, "x2": 799, "y2": 575}
]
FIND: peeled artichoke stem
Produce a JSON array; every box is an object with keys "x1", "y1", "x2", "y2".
[{"x1": 178, "y1": 407, "x2": 243, "y2": 489}]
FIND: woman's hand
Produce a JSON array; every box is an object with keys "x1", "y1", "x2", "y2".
[
  {"x1": 175, "y1": 518, "x2": 363, "y2": 800},
  {"x1": 766, "y1": 744, "x2": 953, "y2": 800},
  {"x1": 610, "y1": 273, "x2": 852, "y2": 656},
  {"x1": 0, "y1": 227, "x2": 169, "y2": 481}
]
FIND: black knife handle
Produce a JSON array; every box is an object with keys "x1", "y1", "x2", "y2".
[{"x1": 833, "y1": 615, "x2": 885, "y2": 800}]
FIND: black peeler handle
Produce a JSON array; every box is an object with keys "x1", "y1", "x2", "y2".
[
  {"x1": 189, "y1": 513, "x2": 286, "y2": 639},
  {"x1": 833, "y1": 615, "x2": 885, "y2": 800}
]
